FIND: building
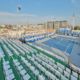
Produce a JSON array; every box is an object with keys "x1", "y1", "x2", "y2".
[
  {"x1": 60, "y1": 21, "x2": 68, "y2": 27},
  {"x1": 1, "y1": 25, "x2": 6, "y2": 27},
  {"x1": 43, "y1": 23, "x2": 46, "y2": 29},
  {"x1": 47, "y1": 22, "x2": 54, "y2": 29},
  {"x1": 31, "y1": 24, "x2": 44, "y2": 29},
  {"x1": 43, "y1": 21, "x2": 68, "y2": 30}
]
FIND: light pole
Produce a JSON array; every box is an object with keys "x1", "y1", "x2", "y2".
[
  {"x1": 73, "y1": 14, "x2": 74, "y2": 30},
  {"x1": 17, "y1": 7, "x2": 21, "y2": 39},
  {"x1": 53, "y1": 18, "x2": 56, "y2": 33},
  {"x1": 46, "y1": 22, "x2": 47, "y2": 36}
]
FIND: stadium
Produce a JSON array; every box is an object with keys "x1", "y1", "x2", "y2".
[{"x1": 0, "y1": 27, "x2": 80, "y2": 80}]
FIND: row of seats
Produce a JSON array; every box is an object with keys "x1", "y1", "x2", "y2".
[
  {"x1": 28, "y1": 43, "x2": 67, "y2": 63},
  {"x1": 13, "y1": 58, "x2": 31, "y2": 80},
  {"x1": 0, "y1": 46, "x2": 5, "y2": 59},
  {"x1": 2, "y1": 44, "x2": 13, "y2": 58},
  {"x1": 21, "y1": 56, "x2": 49, "y2": 80},
  {"x1": 26, "y1": 55, "x2": 61, "y2": 80},
  {"x1": 8, "y1": 40, "x2": 25, "y2": 55},
  {"x1": 11, "y1": 40, "x2": 30, "y2": 54},
  {"x1": 11, "y1": 40, "x2": 37, "y2": 54},
  {"x1": 3, "y1": 59, "x2": 15, "y2": 80},
  {"x1": 37, "y1": 53, "x2": 78, "y2": 79},
  {"x1": 33, "y1": 54, "x2": 78, "y2": 80},
  {"x1": 8, "y1": 44, "x2": 20, "y2": 56}
]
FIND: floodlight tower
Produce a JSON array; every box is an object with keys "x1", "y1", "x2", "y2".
[
  {"x1": 17, "y1": 7, "x2": 21, "y2": 39},
  {"x1": 73, "y1": 14, "x2": 74, "y2": 30}
]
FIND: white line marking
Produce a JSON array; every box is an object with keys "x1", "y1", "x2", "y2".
[
  {"x1": 57, "y1": 41, "x2": 61, "y2": 44},
  {"x1": 65, "y1": 43, "x2": 71, "y2": 52},
  {"x1": 59, "y1": 43, "x2": 67, "y2": 47},
  {"x1": 65, "y1": 38, "x2": 74, "y2": 52},
  {"x1": 47, "y1": 40, "x2": 67, "y2": 47}
]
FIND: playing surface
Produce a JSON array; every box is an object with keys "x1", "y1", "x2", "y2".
[
  {"x1": 42, "y1": 38, "x2": 74, "y2": 54},
  {"x1": 56, "y1": 36, "x2": 76, "y2": 41}
]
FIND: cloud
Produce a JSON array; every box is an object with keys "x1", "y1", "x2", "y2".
[
  {"x1": 0, "y1": 12, "x2": 37, "y2": 17},
  {"x1": 71, "y1": 0, "x2": 75, "y2": 3},
  {"x1": 0, "y1": 12, "x2": 80, "y2": 25},
  {"x1": 19, "y1": 14, "x2": 37, "y2": 17},
  {"x1": 11, "y1": 0, "x2": 13, "y2": 3}
]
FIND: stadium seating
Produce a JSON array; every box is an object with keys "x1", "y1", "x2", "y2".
[{"x1": 0, "y1": 39, "x2": 79, "y2": 80}]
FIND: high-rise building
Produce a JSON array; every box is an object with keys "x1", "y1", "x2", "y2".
[
  {"x1": 43, "y1": 21, "x2": 68, "y2": 30},
  {"x1": 60, "y1": 21, "x2": 67, "y2": 27},
  {"x1": 47, "y1": 22, "x2": 54, "y2": 29}
]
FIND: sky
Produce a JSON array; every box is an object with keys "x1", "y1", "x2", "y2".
[{"x1": 0, "y1": 0, "x2": 80, "y2": 25}]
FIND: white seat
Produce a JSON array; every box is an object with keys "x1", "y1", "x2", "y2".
[
  {"x1": 49, "y1": 74, "x2": 56, "y2": 80},
  {"x1": 60, "y1": 65, "x2": 65, "y2": 70},
  {"x1": 17, "y1": 65, "x2": 23, "y2": 71},
  {"x1": 23, "y1": 74, "x2": 30, "y2": 80},
  {"x1": 64, "y1": 71, "x2": 70, "y2": 78},
  {"x1": 40, "y1": 67, "x2": 46, "y2": 72},
  {"x1": 6, "y1": 73, "x2": 15, "y2": 80},
  {"x1": 15, "y1": 62, "x2": 20, "y2": 67},
  {"x1": 37, "y1": 59, "x2": 42, "y2": 63},
  {"x1": 72, "y1": 71, "x2": 78, "y2": 78},
  {"x1": 50, "y1": 67, "x2": 55, "y2": 73},
  {"x1": 57, "y1": 62, "x2": 61, "y2": 67},
  {"x1": 49, "y1": 62, "x2": 53, "y2": 66},
  {"x1": 55, "y1": 70, "x2": 61, "y2": 77},
  {"x1": 45, "y1": 71, "x2": 50, "y2": 77},
  {"x1": 33, "y1": 69, "x2": 39, "y2": 76},
  {"x1": 5, "y1": 69, "x2": 13, "y2": 76},
  {"x1": 3, "y1": 65, "x2": 10, "y2": 71},
  {"x1": 46, "y1": 64, "x2": 51, "y2": 69},
  {"x1": 71, "y1": 75, "x2": 77, "y2": 80},
  {"x1": 13, "y1": 59, "x2": 18, "y2": 63},
  {"x1": 66, "y1": 68, "x2": 71, "y2": 74},
  {"x1": 30, "y1": 66, "x2": 35, "y2": 72},
  {"x1": 34, "y1": 61, "x2": 38, "y2": 66},
  {"x1": 38, "y1": 75, "x2": 44, "y2": 80},
  {"x1": 61, "y1": 75, "x2": 68, "y2": 80},
  {"x1": 3, "y1": 61, "x2": 9, "y2": 66},
  {"x1": 26, "y1": 63, "x2": 31, "y2": 67},
  {"x1": 45, "y1": 59, "x2": 49, "y2": 63},
  {"x1": 37, "y1": 64, "x2": 42, "y2": 69},
  {"x1": 31, "y1": 58, "x2": 34, "y2": 62},
  {"x1": 27, "y1": 56, "x2": 31, "y2": 60},
  {"x1": 53, "y1": 64, "x2": 57, "y2": 69},
  {"x1": 42, "y1": 62, "x2": 46, "y2": 66},
  {"x1": 24, "y1": 60, "x2": 28, "y2": 64},
  {"x1": 20, "y1": 69, "x2": 26, "y2": 76},
  {"x1": 58, "y1": 67, "x2": 63, "y2": 73}
]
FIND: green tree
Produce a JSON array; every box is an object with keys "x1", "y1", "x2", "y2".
[{"x1": 74, "y1": 26, "x2": 80, "y2": 30}]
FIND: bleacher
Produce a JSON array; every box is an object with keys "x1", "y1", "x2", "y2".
[
  {"x1": 57, "y1": 29, "x2": 80, "y2": 37},
  {"x1": 21, "y1": 32, "x2": 55, "y2": 43},
  {"x1": 0, "y1": 39, "x2": 80, "y2": 80}
]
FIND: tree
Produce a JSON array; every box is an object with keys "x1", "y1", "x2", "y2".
[{"x1": 74, "y1": 26, "x2": 80, "y2": 30}]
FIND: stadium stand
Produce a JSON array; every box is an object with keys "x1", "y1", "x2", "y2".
[{"x1": 0, "y1": 39, "x2": 80, "y2": 80}]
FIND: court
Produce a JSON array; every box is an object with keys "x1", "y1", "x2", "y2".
[
  {"x1": 42, "y1": 36, "x2": 75, "y2": 54},
  {"x1": 56, "y1": 36, "x2": 76, "y2": 41}
]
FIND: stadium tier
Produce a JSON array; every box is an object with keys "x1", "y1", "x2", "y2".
[
  {"x1": 21, "y1": 33, "x2": 55, "y2": 43},
  {"x1": 0, "y1": 39, "x2": 80, "y2": 80},
  {"x1": 57, "y1": 30, "x2": 80, "y2": 37}
]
